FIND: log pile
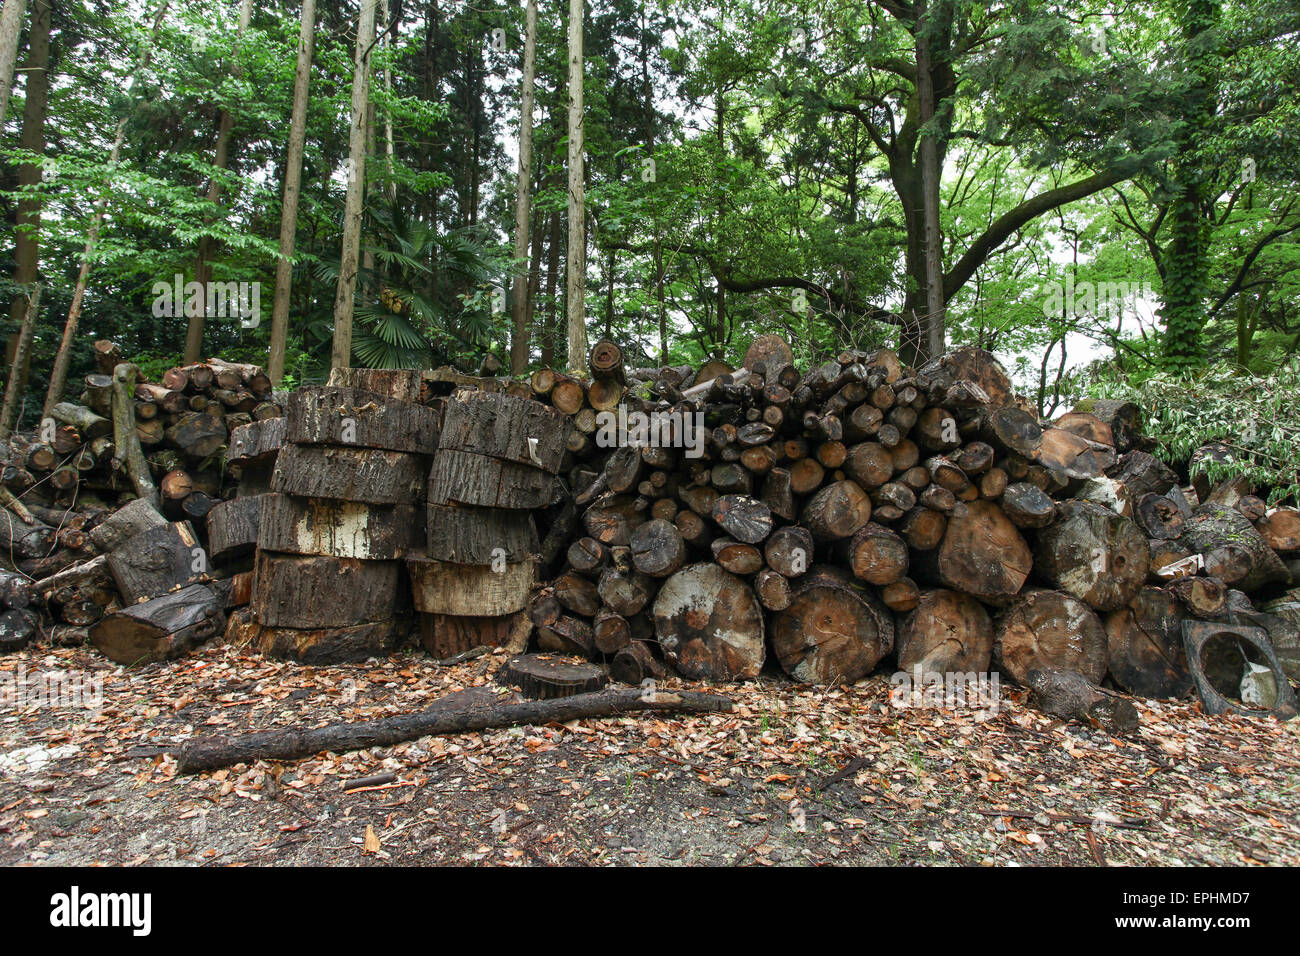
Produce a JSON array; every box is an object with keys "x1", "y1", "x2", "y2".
[
  {"x1": 514, "y1": 339, "x2": 1300, "y2": 714},
  {"x1": 236, "y1": 367, "x2": 438, "y2": 663},
  {"x1": 5, "y1": 335, "x2": 1300, "y2": 724},
  {"x1": 0, "y1": 350, "x2": 284, "y2": 654}
]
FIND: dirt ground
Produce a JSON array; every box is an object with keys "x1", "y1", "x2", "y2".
[{"x1": 1, "y1": 641, "x2": 1298, "y2": 867}]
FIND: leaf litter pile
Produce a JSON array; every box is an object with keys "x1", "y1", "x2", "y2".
[{"x1": 1, "y1": 643, "x2": 1298, "y2": 866}]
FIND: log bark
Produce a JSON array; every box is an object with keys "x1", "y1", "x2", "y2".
[
  {"x1": 90, "y1": 583, "x2": 224, "y2": 665},
  {"x1": 255, "y1": 552, "x2": 405, "y2": 627},
  {"x1": 257, "y1": 494, "x2": 421, "y2": 560},
  {"x1": 286, "y1": 386, "x2": 439, "y2": 452},
  {"x1": 107, "y1": 521, "x2": 209, "y2": 603},
  {"x1": 426, "y1": 504, "x2": 537, "y2": 564},
  {"x1": 439, "y1": 390, "x2": 571, "y2": 473},
  {"x1": 271, "y1": 444, "x2": 426, "y2": 504},
  {"x1": 176, "y1": 684, "x2": 733, "y2": 773},
  {"x1": 427, "y1": 449, "x2": 556, "y2": 510},
  {"x1": 407, "y1": 555, "x2": 536, "y2": 616},
  {"x1": 326, "y1": 367, "x2": 423, "y2": 402},
  {"x1": 206, "y1": 494, "x2": 264, "y2": 562}
]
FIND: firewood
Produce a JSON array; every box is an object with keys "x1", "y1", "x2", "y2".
[
  {"x1": 535, "y1": 615, "x2": 594, "y2": 656},
  {"x1": 652, "y1": 562, "x2": 764, "y2": 681},
  {"x1": 1179, "y1": 503, "x2": 1289, "y2": 593},
  {"x1": 1026, "y1": 668, "x2": 1139, "y2": 733},
  {"x1": 428, "y1": 449, "x2": 556, "y2": 510},
  {"x1": 1257, "y1": 508, "x2": 1300, "y2": 554},
  {"x1": 994, "y1": 588, "x2": 1108, "y2": 685},
  {"x1": 326, "y1": 367, "x2": 423, "y2": 403},
  {"x1": 597, "y1": 566, "x2": 655, "y2": 616},
  {"x1": 439, "y1": 390, "x2": 571, "y2": 474},
  {"x1": 770, "y1": 566, "x2": 893, "y2": 683},
  {"x1": 553, "y1": 571, "x2": 601, "y2": 617},
  {"x1": 1001, "y1": 482, "x2": 1057, "y2": 529},
  {"x1": 802, "y1": 480, "x2": 872, "y2": 542},
  {"x1": 897, "y1": 589, "x2": 993, "y2": 675}
]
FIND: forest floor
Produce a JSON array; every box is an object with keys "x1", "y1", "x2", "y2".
[{"x1": 0, "y1": 642, "x2": 1298, "y2": 867}]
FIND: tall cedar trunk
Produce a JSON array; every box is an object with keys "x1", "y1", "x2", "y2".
[
  {"x1": 330, "y1": 0, "x2": 377, "y2": 370},
  {"x1": 541, "y1": 211, "x2": 560, "y2": 367},
  {"x1": 45, "y1": 2, "x2": 169, "y2": 417},
  {"x1": 1, "y1": 0, "x2": 47, "y2": 390},
  {"x1": 185, "y1": 0, "x2": 254, "y2": 363},
  {"x1": 914, "y1": 0, "x2": 946, "y2": 362},
  {"x1": 0, "y1": 285, "x2": 41, "y2": 440},
  {"x1": 267, "y1": 0, "x2": 316, "y2": 384},
  {"x1": 508, "y1": 0, "x2": 538, "y2": 375},
  {"x1": 380, "y1": 0, "x2": 395, "y2": 202},
  {"x1": 0, "y1": 0, "x2": 26, "y2": 125},
  {"x1": 564, "y1": 0, "x2": 588, "y2": 372}
]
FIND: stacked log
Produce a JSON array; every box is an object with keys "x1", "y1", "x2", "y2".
[
  {"x1": 515, "y1": 341, "x2": 1299, "y2": 704},
  {"x1": 241, "y1": 375, "x2": 439, "y2": 663},
  {"x1": 409, "y1": 388, "x2": 571, "y2": 658}
]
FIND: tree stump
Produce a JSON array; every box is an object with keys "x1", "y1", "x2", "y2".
[{"x1": 497, "y1": 654, "x2": 607, "y2": 699}]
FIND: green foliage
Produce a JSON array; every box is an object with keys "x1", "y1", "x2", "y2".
[{"x1": 1087, "y1": 360, "x2": 1300, "y2": 504}]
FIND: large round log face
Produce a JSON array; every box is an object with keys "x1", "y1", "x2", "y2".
[
  {"x1": 933, "y1": 500, "x2": 1032, "y2": 604},
  {"x1": 652, "y1": 563, "x2": 764, "y2": 681},
  {"x1": 1104, "y1": 588, "x2": 1192, "y2": 698},
  {"x1": 769, "y1": 568, "x2": 893, "y2": 684},
  {"x1": 1034, "y1": 501, "x2": 1149, "y2": 611},
  {"x1": 994, "y1": 588, "x2": 1108, "y2": 686},
  {"x1": 897, "y1": 589, "x2": 993, "y2": 675}
]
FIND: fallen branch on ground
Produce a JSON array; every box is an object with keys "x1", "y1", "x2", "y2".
[{"x1": 175, "y1": 685, "x2": 733, "y2": 773}]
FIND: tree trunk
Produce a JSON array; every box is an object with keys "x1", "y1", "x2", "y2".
[
  {"x1": 564, "y1": 0, "x2": 588, "y2": 372},
  {"x1": 330, "y1": 0, "x2": 377, "y2": 370},
  {"x1": 508, "y1": 0, "x2": 538, "y2": 375},
  {"x1": 0, "y1": 0, "x2": 25, "y2": 126},
  {"x1": 257, "y1": 493, "x2": 421, "y2": 560},
  {"x1": 254, "y1": 552, "x2": 404, "y2": 627},
  {"x1": 185, "y1": 0, "x2": 255, "y2": 363},
  {"x1": 913, "y1": 0, "x2": 946, "y2": 362},
  {"x1": 267, "y1": 0, "x2": 316, "y2": 384},
  {"x1": 271, "y1": 444, "x2": 425, "y2": 503},
  {"x1": 1, "y1": 0, "x2": 47, "y2": 393},
  {"x1": 0, "y1": 285, "x2": 40, "y2": 440},
  {"x1": 285, "y1": 385, "x2": 439, "y2": 452}
]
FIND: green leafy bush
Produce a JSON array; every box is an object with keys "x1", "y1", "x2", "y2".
[{"x1": 1086, "y1": 360, "x2": 1300, "y2": 505}]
